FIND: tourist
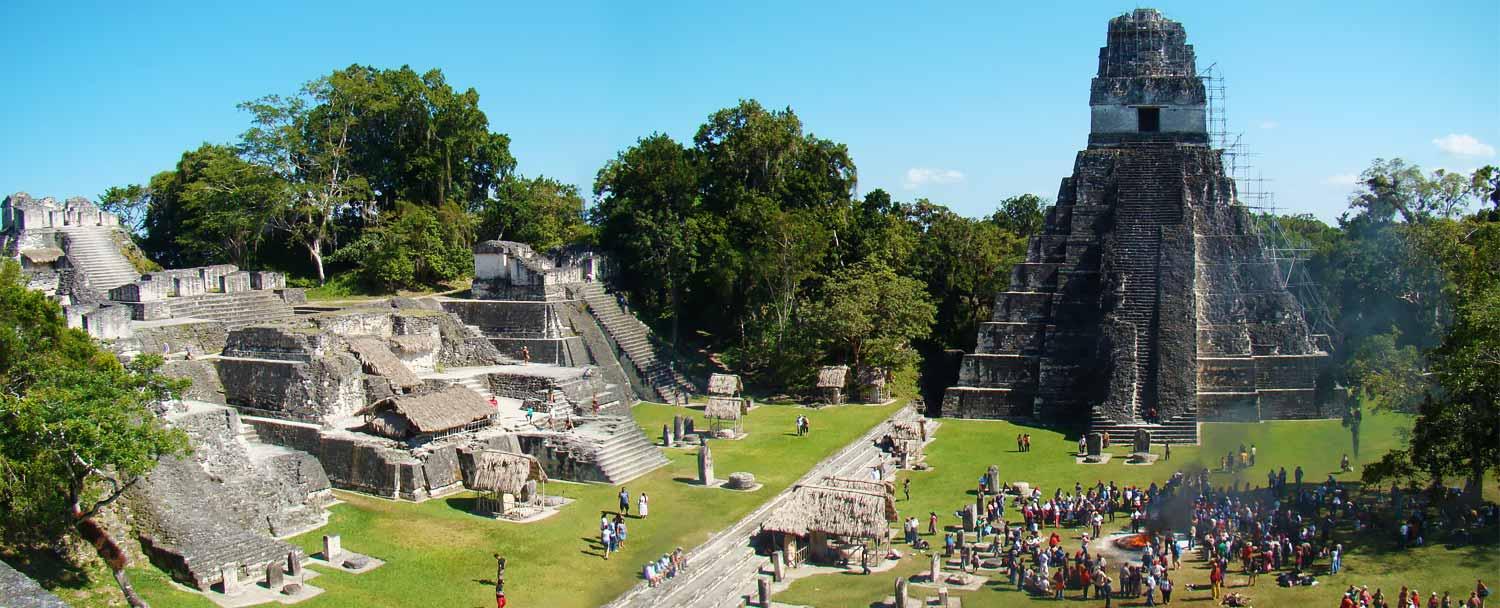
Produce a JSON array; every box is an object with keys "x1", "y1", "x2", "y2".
[
  {"x1": 619, "y1": 487, "x2": 630, "y2": 516},
  {"x1": 521, "y1": 345, "x2": 531, "y2": 364},
  {"x1": 1209, "y1": 563, "x2": 1223, "y2": 599},
  {"x1": 1295, "y1": 465, "x2": 1305, "y2": 487},
  {"x1": 615, "y1": 517, "x2": 628, "y2": 548},
  {"x1": 1054, "y1": 568, "x2": 1066, "y2": 600},
  {"x1": 601, "y1": 524, "x2": 614, "y2": 560},
  {"x1": 1342, "y1": 453, "x2": 1352, "y2": 473},
  {"x1": 638, "y1": 492, "x2": 649, "y2": 519},
  {"x1": 1331, "y1": 543, "x2": 1343, "y2": 574},
  {"x1": 525, "y1": 405, "x2": 534, "y2": 422},
  {"x1": 1018, "y1": 433, "x2": 1025, "y2": 452},
  {"x1": 1477, "y1": 580, "x2": 1489, "y2": 607},
  {"x1": 1250, "y1": 444, "x2": 1257, "y2": 466},
  {"x1": 1160, "y1": 574, "x2": 1172, "y2": 604},
  {"x1": 904, "y1": 477, "x2": 911, "y2": 501},
  {"x1": 1024, "y1": 434, "x2": 1032, "y2": 452}
]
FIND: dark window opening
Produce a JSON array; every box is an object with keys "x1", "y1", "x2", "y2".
[{"x1": 1138, "y1": 107, "x2": 1161, "y2": 133}]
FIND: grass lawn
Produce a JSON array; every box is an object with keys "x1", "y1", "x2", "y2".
[
  {"x1": 775, "y1": 411, "x2": 1499, "y2": 608},
  {"x1": 44, "y1": 401, "x2": 900, "y2": 607}
]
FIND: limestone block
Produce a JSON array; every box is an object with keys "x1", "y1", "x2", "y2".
[
  {"x1": 1086, "y1": 433, "x2": 1103, "y2": 456},
  {"x1": 222, "y1": 271, "x2": 252, "y2": 293},
  {"x1": 323, "y1": 535, "x2": 342, "y2": 562},
  {"x1": 265, "y1": 562, "x2": 284, "y2": 590},
  {"x1": 725, "y1": 472, "x2": 756, "y2": 489}
]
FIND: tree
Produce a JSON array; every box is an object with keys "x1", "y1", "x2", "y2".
[
  {"x1": 0, "y1": 260, "x2": 189, "y2": 607},
  {"x1": 328, "y1": 202, "x2": 473, "y2": 291},
  {"x1": 137, "y1": 144, "x2": 283, "y2": 269},
  {"x1": 239, "y1": 84, "x2": 370, "y2": 284},
  {"x1": 97, "y1": 184, "x2": 151, "y2": 236},
  {"x1": 592, "y1": 134, "x2": 704, "y2": 346},
  {"x1": 805, "y1": 260, "x2": 936, "y2": 377},
  {"x1": 1363, "y1": 168, "x2": 1500, "y2": 499},
  {"x1": 992, "y1": 193, "x2": 1047, "y2": 239},
  {"x1": 481, "y1": 175, "x2": 590, "y2": 251}
]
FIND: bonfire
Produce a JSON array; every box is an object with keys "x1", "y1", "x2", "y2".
[{"x1": 1112, "y1": 532, "x2": 1152, "y2": 551}]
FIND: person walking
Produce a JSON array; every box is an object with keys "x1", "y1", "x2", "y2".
[
  {"x1": 1160, "y1": 574, "x2": 1172, "y2": 605},
  {"x1": 638, "y1": 492, "x2": 649, "y2": 519},
  {"x1": 601, "y1": 524, "x2": 614, "y2": 560},
  {"x1": 1101, "y1": 574, "x2": 1114, "y2": 608},
  {"x1": 493, "y1": 554, "x2": 507, "y2": 608},
  {"x1": 619, "y1": 487, "x2": 630, "y2": 516},
  {"x1": 1331, "y1": 543, "x2": 1343, "y2": 574},
  {"x1": 903, "y1": 478, "x2": 911, "y2": 501}
]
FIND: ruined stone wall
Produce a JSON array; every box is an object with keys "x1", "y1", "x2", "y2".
[
  {"x1": 440, "y1": 299, "x2": 562, "y2": 339},
  {"x1": 218, "y1": 355, "x2": 364, "y2": 422}
]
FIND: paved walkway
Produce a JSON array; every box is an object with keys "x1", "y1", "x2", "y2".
[{"x1": 603, "y1": 405, "x2": 922, "y2": 608}]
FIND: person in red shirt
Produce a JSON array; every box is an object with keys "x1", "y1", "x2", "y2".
[
  {"x1": 1342, "y1": 594, "x2": 1357, "y2": 608},
  {"x1": 1209, "y1": 564, "x2": 1224, "y2": 600}
]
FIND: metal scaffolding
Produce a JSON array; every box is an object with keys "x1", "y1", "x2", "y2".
[{"x1": 1201, "y1": 64, "x2": 1339, "y2": 342}]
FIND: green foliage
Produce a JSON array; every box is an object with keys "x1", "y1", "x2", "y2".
[
  {"x1": 0, "y1": 260, "x2": 189, "y2": 604},
  {"x1": 1345, "y1": 329, "x2": 1426, "y2": 413},
  {"x1": 97, "y1": 184, "x2": 151, "y2": 236},
  {"x1": 139, "y1": 144, "x2": 284, "y2": 269},
  {"x1": 328, "y1": 203, "x2": 473, "y2": 291},
  {"x1": 991, "y1": 193, "x2": 1046, "y2": 239},
  {"x1": 481, "y1": 175, "x2": 591, "y2": 250},
  {"x1": 804, "y1": 260, "x2": 936, "y2": 377}
]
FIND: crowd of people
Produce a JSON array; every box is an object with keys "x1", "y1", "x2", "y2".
[{"x1": 913, "y1": 457, "x2": 1495, "y2": 608}]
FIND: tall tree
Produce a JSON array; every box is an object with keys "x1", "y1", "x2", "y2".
[
  {"x1": 481, "y1": 175, "x2": 590, "y2": 251},
  {"x1": 138, "y1": 144, "x2": 283, "y2": 269},
  {"x1": 805, "y1": 260, "x2": 936, "y2": 376},
  {"x1": 239, "y1": 84, "x2": 370, "y2": 284},
  {"x1": 0, "y1": 261, "x2": 189, "y2": 607}
]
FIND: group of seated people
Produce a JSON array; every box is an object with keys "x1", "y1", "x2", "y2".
[{"x1": 643, "y1": 547, "x2": 687, "y2": 587}]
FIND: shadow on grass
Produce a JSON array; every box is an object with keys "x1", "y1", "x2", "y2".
[
  {"x1": 1, "y1": 547, "x2": 97, "y2": 591},
  {"x1": 444, "y1": 496, "x2": 480, "y2": 514}
]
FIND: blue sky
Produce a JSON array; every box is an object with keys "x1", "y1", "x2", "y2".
[{"x1": 3, "y1": 1, "x2": 1496, "y2": 223}]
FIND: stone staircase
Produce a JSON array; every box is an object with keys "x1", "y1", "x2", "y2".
[
  {"x1": 167, "y1": 291, "x2": 295, "y2": 329},
  {"x1": 61, "y1": 227, "x2": 139, "y2": 291},
  {"x1": 1110, "y1": 143, "x2": 1183, "y2": 421},
  {"x1": 587, "y1": 416, "x2": 671, "y2": 484},
  {"x1": 575, "y1": 282, "x2": 696, "y2": 403}
]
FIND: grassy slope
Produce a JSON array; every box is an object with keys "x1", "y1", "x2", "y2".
[
  {"x1": 775, "y1": 412, "x2": 1498, "y2": 608},
  {"x1": 62, "y1": 402, "x2": 898, "y2": 608}
]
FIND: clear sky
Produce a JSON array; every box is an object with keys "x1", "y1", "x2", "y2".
[{"x1": 3, "y1": 0, "x2": 1496, "y2": 223}]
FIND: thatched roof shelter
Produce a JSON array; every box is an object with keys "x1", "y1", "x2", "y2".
[
  {"x1": 816, "y1": 366, "x2": 848, "y2": 389},
  {"x1": 858, "y1": 367, "x2": 889, "y2": 387},
  {"x1": 470, "y1": 451, "x2": 547, "y2": 495},
  {"x1": 762, "y1": 482, "x2": 897, "y2": 540},
  {"x1": 362, "y1": 385, "x2": 494, "y2": 438},
  {"x1": 346, "y1": 336, "x2": 423, "y2": 389},
  {"x1": 819, "y1": 476, "x2": 895, "y2": 498},
  {"x1": 707, "y1": 373, "x2": 743, "y2": 396},
  {"x1": 705, "y1": 396, "x2": 743, "y2": 420},
  {"x1": 887, "y1": 420, "x2": 924, "y2": 442}
]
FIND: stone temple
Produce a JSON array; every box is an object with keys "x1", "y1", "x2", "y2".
[{"x1": 942, "y1": 9, "x2": 1334, "y2": 443}]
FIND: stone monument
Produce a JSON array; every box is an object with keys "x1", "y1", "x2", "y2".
[
  {"x1": 663, "y1": 424, "x2": 673, "y2": 447},
  {"x1": 894, "y1": 577, "x2": 911, "y2": 608},
  {"x1": 1086, "y1": 433, "x2": 1103, "y2": 456},
  {"x1": 772, "y1": 550, "x2": 785, "y2": 581},
  {"x1": 323, "y1": 534, "x2": 342, "y2": 562},
  {"x1": 265, "y1": 562, "x2": 284, "y2": 591},
  {"x1": 757, "y1": 576, "x2": 771, "y2": 607},
  {"x1": 698, "y1": 443, "x2": 715, "y2": 486},
  {"x1": 221, "y1": 563, "x2": 242, "y2": 595},
  {"x1": 940, "y1": 9, "x2": 1334, "y2": 444},
  {"x1": 930, "y1": 553, "x2": 942, "y2": 581},
  {"x1": 1133, "y1": 429, "x2": 1152, "y2": 454}
]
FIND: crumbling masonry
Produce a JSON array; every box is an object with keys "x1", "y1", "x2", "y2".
[{"x1": 942, "y1": 9, "x2": 1334, "y2": 443}]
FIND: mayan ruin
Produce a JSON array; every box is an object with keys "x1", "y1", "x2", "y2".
[
  {"x1": 942, "y1": 9, "x2": 1334, "y2": 443},
  {"x1": 2, "y1": 5, "x2": 1494, "y2": 608}
]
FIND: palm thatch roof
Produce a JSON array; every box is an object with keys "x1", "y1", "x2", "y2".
[
  {"x1": 858, "y1": 367, "x2": 889, "y2": 386},
  {"x1": 762, "y1": 482, "x2": 897, "y2": 540},
  {"x1": 818, "y1": 476, "x2": 896, "y2": 498},
  {"x1": 707, "y1": 373, "x2": 742, "y2": 396},
  {"x1": 887, "y1": 420, "x2": 924, "y2": 441},
  {"x1": 470, "y1": 450, "x2": 547, "y2": 495},
  {"x1": 345, "y1": 336, "x2": 423, "y2": 389},
  {"x1": 362, "y1": 385, "x2": 494, "y2": 437},
  {"x1": 816, "y1": 365, "x2": 849, "y2": 389},
  {"x1": 705, "y1": 396, "x2": 743, "y2": 420}
]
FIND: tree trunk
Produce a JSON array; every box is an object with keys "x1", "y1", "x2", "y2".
[
  {"x1": 308, "y1": 238, "x2": 325, "y2": 285},
  {"x1": 75, "y1": 513, "x2": 148, "y2": 608}
]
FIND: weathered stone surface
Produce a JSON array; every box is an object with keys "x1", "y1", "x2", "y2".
[
  {"x1": 698, "y1": 443, "x2": 714, "y2": 485},
  {"x1": 1086, "y1": 432, "x2": 1103, "y2": 456},
  {"x1": 0, "y1": 560, "x2": 69, "y2": 608},
  {"x1": 941, "y1": 9, "x2": 1331, "y2": 442},
  {"x1": 725, "y1": 472, "x2": 756, "y2": 489},
  {"x1": 342, "y1": 555, "x2": 371, "y2": 570}
]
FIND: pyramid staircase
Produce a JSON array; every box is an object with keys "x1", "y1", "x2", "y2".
[
  {"x1": 575, "y1": 282, "x2": 696, "y2": 403},
  {"x1": 588, "y1": 417, "x2": 672, "y2": 484},
  {"x1": 60, "y1": 227, "x2": 139, "y2": 291},
  {"x1": 166, "y1": 291, "x2": 296, "y2": 329}
]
